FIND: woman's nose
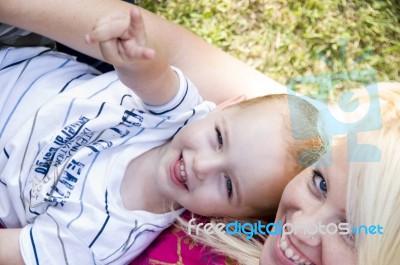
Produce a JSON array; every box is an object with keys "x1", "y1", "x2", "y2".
[
  {"x1": 192, "y1": 154, "x2": 223, "y2": 181},
  {"x1": 288, "y1": 210, "x2": 328, "y2": 247}
]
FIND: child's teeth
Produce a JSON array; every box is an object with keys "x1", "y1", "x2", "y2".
[{"x1": 180, "y1": 160, "x2": 186, "y2": 181}]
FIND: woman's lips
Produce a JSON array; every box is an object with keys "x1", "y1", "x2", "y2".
[
  {"x1": 273, "y1": 228, "x2": 299, "y2": 265},
  {"x1": 273, "y1": 218, "x2": 315, "y2": 265}
]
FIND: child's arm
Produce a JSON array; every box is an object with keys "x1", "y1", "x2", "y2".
[
  {"x1": 0, "y1": 0, "x2": 283, "y2": 103},
  {"x1": 0, "y1": 229, "x2": 24, "y2": 265},
  {"x1": 87, "y1": 7, "x2": 179, "y2": 105}
]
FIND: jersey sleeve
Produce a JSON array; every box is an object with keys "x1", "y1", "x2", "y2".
[
  {"x1": 19, "y1": 206, "x2": 184, "y2": 265},
  {"x1": 136, "y1": 66, "x2": 215, "y2": 117}
]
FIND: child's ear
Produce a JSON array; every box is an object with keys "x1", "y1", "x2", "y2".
[{"x1": 214, "y1": 95, "x2": 246, "y2": 111}]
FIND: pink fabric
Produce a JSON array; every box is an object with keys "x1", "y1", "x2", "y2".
[
  {"x1": 130, "y1": 212, "x2": 236, "y2": 265},
  {"x1": 130, "y1": 224, "x2": 233, "y2": 265}
]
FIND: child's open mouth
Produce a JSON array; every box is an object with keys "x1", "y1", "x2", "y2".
[{"x1": 171, "y1": 154, "x2": 189, "y2": 190}]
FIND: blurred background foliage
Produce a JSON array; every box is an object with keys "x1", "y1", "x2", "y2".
[{"x1": 137, "y1": 0, "x2": 399, "y2": 98}]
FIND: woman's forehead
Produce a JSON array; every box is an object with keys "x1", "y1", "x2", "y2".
[{"x1": 316, "y1": 137, "x2": 348, "y2": 168}]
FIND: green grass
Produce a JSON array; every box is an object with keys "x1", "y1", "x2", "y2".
[{"x1": 137, "y1": 0, "x2": 399, "y2": 98}]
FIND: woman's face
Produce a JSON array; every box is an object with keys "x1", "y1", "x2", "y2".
[{"x1": 260, "y1": 143, "x2": 356, "y2": 265}]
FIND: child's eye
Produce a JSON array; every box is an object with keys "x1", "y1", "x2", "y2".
[
  {"x1": 215, "y1": 127, "x2": 223, "y2": 149},
  {"x1": 225, "y1": 175, "x2": 233, "y2": 198},
  {"x1": 311, "y1": 169, "x2": 327, "y2": 196}
]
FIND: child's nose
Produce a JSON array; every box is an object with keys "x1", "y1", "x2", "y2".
[{"x1": 192, "y1": 154, "x2": 222, "y2": 181}]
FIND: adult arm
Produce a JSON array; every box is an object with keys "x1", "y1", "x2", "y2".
[
  {"x1": 0, "y1": 229, "x2": 24, "y2": 265},
  {"x1": 0, "y1": 0, "x2": 284, "y2": 103}
]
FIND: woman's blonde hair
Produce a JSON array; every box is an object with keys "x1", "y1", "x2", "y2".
[
  {"x1": 346, "y1": 82, "x2": 400, "y2": 265},
  {"x1": 175, "y1": 215, "x2": 265, "y2": 265}
]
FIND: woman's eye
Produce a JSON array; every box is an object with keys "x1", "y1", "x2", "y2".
[
  {"x1": 312, "y1": 170, "x2": 327, "y2": 195},
  {"x1": 225, "y1": 175, "x2": 233, "y2": 198},
  {"x1": 216, "y1": 128, "x2": 223, "y2": 148}
]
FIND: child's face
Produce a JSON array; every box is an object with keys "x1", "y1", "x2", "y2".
[{"x1": 156, "y1": 102, "x2": 295, "y2": 217}]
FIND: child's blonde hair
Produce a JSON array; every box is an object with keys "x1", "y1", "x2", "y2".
[{"x1": 234, "y1": 93, "x2": 328, "y2": 175}]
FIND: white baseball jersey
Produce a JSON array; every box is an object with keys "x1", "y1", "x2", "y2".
[{"x1": 0, "y1": 47, "x2": 215, "y2": 264}]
